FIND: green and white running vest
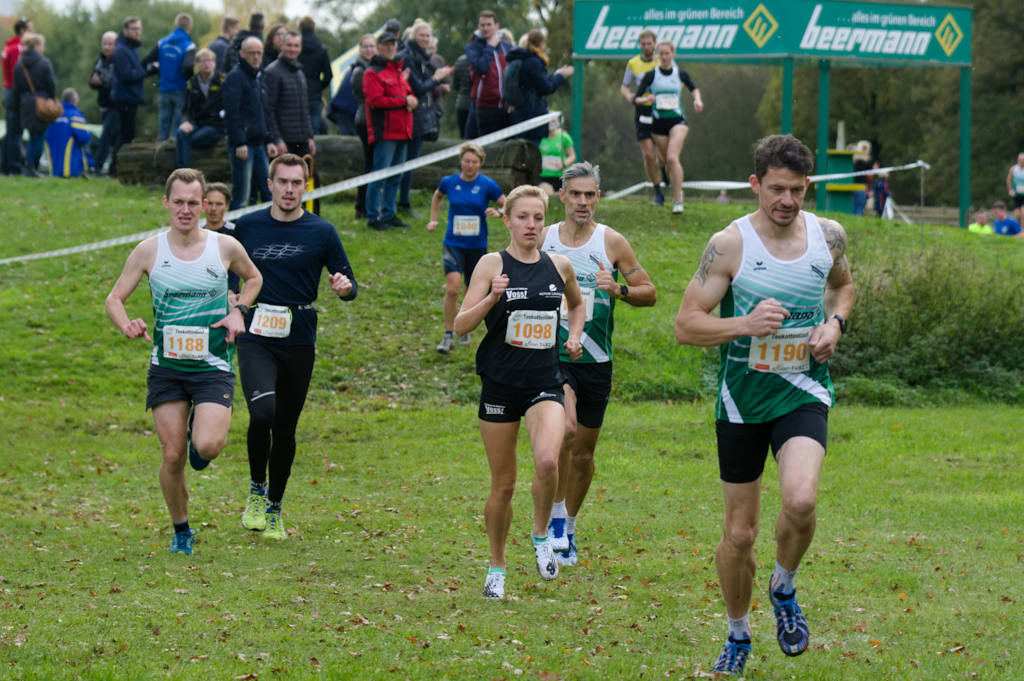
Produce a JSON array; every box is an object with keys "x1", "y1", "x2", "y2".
[
  {"x1": 541, "y1": 222, "x2": 616, "y2": 363},
  {"x1": 716, "y1": 212, "x2": 835, "y2": 423},
  {"x1": 149, "y1": 231, "x2": 233, "y2": 373},
  {"x1": 650, "y1": 64, "x2": 684, "y2": 121},
  {"x1": 1013, "y1": 165, "x2": 1024, "y2": 194}
]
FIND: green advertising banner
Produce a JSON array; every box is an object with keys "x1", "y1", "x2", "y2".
[{"x1": 574, "y1": 0, "x2": 971, "y2": 65}]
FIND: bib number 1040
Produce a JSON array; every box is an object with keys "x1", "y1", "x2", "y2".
[{"x1": 748, "y1": 327, "x2": 813, "y2": 374}]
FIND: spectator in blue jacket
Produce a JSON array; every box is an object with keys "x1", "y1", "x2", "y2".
[
  {"x1": 464, "y1": 10, "x2": 513, "y2": 136},
  {"x1": 144, "y1": 13, "x2": 196, "y2": 140},
  {"x1": 174, "y1": 48, "x2": 225, "y2": 169},
  {"x1": 45, "y1": 88, "x2": 92, "y2": 177},
  {"x1": 110, "y1": 17, "x2": 156, "y2": 174},
  {"x1": 208, "y1": 16, "x2": 239, "y2": 72},
  {"x1": 505, "y1": 29, "x2": 573, "y2": 145},
  {"x1": 223, "y1": 36, "x2": 273, "y2": 209}
]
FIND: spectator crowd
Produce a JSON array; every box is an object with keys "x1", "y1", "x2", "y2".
[{"x1": 1, "y1": 9, "x2": 572, "y2": 226}]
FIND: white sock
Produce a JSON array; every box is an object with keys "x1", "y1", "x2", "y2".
[
  {"x1": 565, "y1": 515, "x2": 576, "y2": 535},
  {"x1": 550, "y1": 500, "x2": 567, "y2": 519},
  {"x1": 771, "y1": 561, "x2": 797, "y2": 594},
  {"x1": 727, "y1": 614, "x2": 751, "y2": 641}
]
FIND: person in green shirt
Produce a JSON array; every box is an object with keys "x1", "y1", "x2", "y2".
[{"x1": 538, "y1": 120, "x2": 575, "y2": 195}]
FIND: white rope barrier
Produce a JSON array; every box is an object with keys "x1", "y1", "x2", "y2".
[
  {"x1": 604, "y1": 160, "x2": 931, "y2": 200},
  {"x1": 0, "y1": 112, "x2": 562, "y2": 267}
]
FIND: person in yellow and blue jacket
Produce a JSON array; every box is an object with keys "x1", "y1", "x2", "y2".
[{"x1": 44, "y1": 88, "x2": 92, "y2": 178}]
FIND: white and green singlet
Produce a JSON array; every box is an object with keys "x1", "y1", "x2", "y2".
[
  {"x1": 541, "y1": 222, "x2": 616, "y2": 364},
  {"x1": 148, "y1": 231, "x2": 233, "y2": 373},
  {"x1": 716, "y1": 212, "x2": 835, "y2": 423}
]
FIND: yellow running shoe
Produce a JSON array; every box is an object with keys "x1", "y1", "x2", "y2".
[
  {"x1": 242, "y1": 492, "x2": 267, "y2": 531},
  {"x1": 263, "y1": 508, "x2": 286, "y2": 540}
]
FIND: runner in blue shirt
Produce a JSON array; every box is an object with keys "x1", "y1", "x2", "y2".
[
  {"x1": 426, "y1": 142, "x2": 505, "y2": 354},
  {"x1": 992, "y1": 201, "x2": 1022, "y2": 237}
]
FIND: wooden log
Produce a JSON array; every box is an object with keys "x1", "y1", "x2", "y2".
[{"x1": 115, "y1": 136, "x2": 540, "y2": 193}]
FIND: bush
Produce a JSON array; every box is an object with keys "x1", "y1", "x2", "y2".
[{"x1": 833, "y1": 246, "x2": 1024, "y2": 402}]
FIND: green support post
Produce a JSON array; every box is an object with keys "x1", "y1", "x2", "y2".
[
  {"x1": 571, "y1": 58, "x2": 585, "y2": 162},
  {"x1": 959, "y1": 66, "x2": 971, "y2": 227},
  {"x1": 816, "y1": 59, "x2": 830, "y2": 211},
  {"x1": 781, "y1": 57, "x2": 793, "y2": 134}
]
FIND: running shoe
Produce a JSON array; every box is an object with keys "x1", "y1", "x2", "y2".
[
  {"x1": 533, "y1": 538, "x2": 558, "y2": 580},
  {"x1": 263, "y1": 508, "x2": 287, "y2": 540},
  {"x1": 651, "y1": 188, "x2": 665, "y2": 207},
  {"x1": 168, "y1": 528, "x2": 196, "y2": 555},
  {"x1": 710, "y1": 636, "x2": 751, "y2": 678},
  {"x1": 482, "y1": 570, "x2": 505, "y2": 599},
  {"x1": 547, "y1": 516, "x2": 570, "y2": 552},
  {"x1": 242, "y1": 491, "x2": 267, "y2": 531},
  {"x1": 555, "y1": 533, "x2": 577, "y2": 567},
  {"x1": 458, "y1": 333, "x2": 472, "y2": 346},
  {"x1": 770, "y1": 586, "x2": 810, "y2": 656},
  {"x1": 436, "y1": 333, "x2": 454, "y2": 354},
  {"x1": 672, "y1": 201, "x2": 685, "y2": 214}
]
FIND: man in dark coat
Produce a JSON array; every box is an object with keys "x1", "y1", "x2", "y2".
[
  {"x1": 223, "y1": 36, "x2": 273, "y2": 209},
  {"x1": 297, "y1": 16, "x2": 331, "y2": 135}
]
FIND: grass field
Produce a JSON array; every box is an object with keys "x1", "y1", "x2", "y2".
[{"x1": 1, "y1": 176, "x2": 1023, "y2": 680}]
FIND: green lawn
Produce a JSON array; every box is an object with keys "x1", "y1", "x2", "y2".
[{"x1": 1, "y1": 177, "x2": 1022, "y2": 680}]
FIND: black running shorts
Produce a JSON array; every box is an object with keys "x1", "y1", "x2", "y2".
[{"x1": 715, "y1": 402, "x2": 828, "y2": 484}]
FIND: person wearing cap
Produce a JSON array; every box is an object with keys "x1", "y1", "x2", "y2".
[{"x1": 362, "y1": 30, "x2": 416, "y2": 231}]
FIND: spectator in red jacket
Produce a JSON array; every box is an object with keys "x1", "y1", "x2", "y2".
[
  {"x1": 3, "y1": 17, "x2": 32, "y2": 175},
  {"x1": 464, "y1": 10, "x2": 513, "y2": 136},
  {"x1": 362, "y1": 31, "x2": 416, "y2": 231}
]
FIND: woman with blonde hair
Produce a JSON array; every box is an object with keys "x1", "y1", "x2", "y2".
[
  {"x1": 504, "y1": 28, "x2": 573, "y2": 145},
  {"x1": 455, "y1": 184, "x2": 584, "y2": 599}
]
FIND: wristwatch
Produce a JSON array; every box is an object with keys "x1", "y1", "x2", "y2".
[
  {"x1": 233, "y1": 303, "x2": 251, "y2": 316},
  {"x1": 619, "y1": 285, "x2": 629, "y2": 299},
  {"x1": 831, "y1": 314, "x2": 847, "y2": 334}
]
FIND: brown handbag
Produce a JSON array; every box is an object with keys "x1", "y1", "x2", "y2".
[{"x1": 20, "y1": 62, "x2": 63, "y2": 124}]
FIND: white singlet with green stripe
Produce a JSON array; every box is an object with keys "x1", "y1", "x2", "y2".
[
  {"x1": 716, "y1": 212, "x2": 835, "y2": 423},
  {"x1": 1013, "y1": 165, "x2": 1024, "y2": 194},
  {"x1": 650, "y1": 63, "x2": 685, "y2": 121},
  {"x1": 541, "y1": 222, "x2": 616, "y2": 363},
  {"x1": 149, "y1": 230, "x2": 233, "y2": 373}
]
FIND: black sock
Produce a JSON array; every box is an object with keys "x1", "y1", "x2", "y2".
[{"x1": 173, "y1": 520, "x2": 190, "y2": 534}]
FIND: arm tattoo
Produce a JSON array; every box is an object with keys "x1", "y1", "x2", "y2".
[
  {"x1": 824, "y1": 223, "x2": 846, "y2": 258},
  {"x1": 622, "y1": 264, "x2": 644, "y2": 278},
  {"x1": 695, "y1": 242, "x2": 724, "y2": 286}
]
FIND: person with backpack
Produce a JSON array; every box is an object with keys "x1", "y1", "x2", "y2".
[
  {"x1": 503, "y1": 29, "x2": 572, "y2": 146},
  {"x1": 12, "y1": 32, "x2": 57, "y2": 177}
]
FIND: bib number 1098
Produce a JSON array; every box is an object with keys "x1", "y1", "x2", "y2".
[
  {"x1": 505, "y1": 309, "x2": 557, "y2": 349},
  {"x1": 748, "y1": 327, "x2": 813, "y2": 374}
]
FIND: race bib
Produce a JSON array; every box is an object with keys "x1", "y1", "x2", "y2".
[
  {"x1": 453, "y1": 214, "x2": 480, "y2": 237},
  {"x1": 541, "y1": 155, "x2": 562, "y2": 172},
  {"x1": 559, "y1": 287, "x2": 595, "y2": 322},
  {"x1": 248, "y1": 303, "x2": 292, "y2": 338},
  {"x1": 638, "y1": 114, "x2": 653, "y2": 125},
  {"x1": 505, "y1": 309, "x2": 558, "y2": 349},
  {"x1": 1015, "y1": 182, "x2": 1024, "y2": 194},
  {"x1": 655, "y1": 94, "x2": 680, "y2": 110},
  {"x1": 748, "y1": 327, "x2": 813, "y2": 374},
  {"x1": 163, "y1": 325, "x2": 209, "y2": 360}
]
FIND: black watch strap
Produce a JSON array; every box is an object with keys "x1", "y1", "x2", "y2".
[
  {"x1": 831, "y1": 314, "x2": 847, "y2": 334},
  {"x1": 234, "y1": 303, "x2": 251, "y2": 316},
  {"x1": 619, "y1": 284, "x2": 629, "y2": 299}
]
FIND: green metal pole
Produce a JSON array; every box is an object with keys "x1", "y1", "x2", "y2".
[
  {"x1": 781, "y1": 57, "x2": 794, "y2": 134},
  {"x1": 816, "y1": 59, "x2": 830, "y2": 211},
  {"x1": 571, "y1": 58, "x2": 585, "y2": 162},
  {"x1": 959, "y1": 66, "x2": 971, "y2": 228}
]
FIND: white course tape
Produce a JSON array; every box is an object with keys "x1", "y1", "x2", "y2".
[
  {"x1": 605, "y1": 160, "x2": 930, "y2": 201},
  {"x1": 0, "y1": 112, "x2": 562, "y2": 267}
]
